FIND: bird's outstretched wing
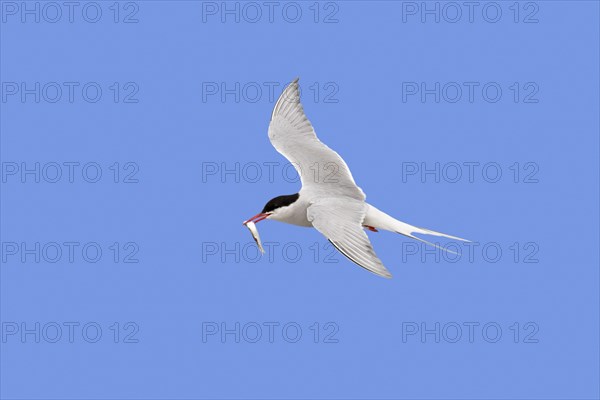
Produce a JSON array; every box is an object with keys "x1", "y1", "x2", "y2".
[
  {"x1": 268, "y1": 78, "x2": 365, "y2": 201},
  {"x1": 307, "y1": 198, "x2": 391, "y2": 278}
]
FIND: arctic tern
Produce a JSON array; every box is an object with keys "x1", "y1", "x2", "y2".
[{"x1": 243, "y1": 78, "x2": 467, "y2": 278}]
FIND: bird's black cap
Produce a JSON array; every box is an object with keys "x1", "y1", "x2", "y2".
[{"x1": 262, "y1": 193, "x2": 299, "y2": 213}]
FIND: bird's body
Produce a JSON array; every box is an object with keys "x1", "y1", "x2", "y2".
[
  {"x1": 266, "y1": 192, "x2": 415, "y2": 234},
  {"x1": 244, "y1": 78, "x2": 467, "y2": 278}
]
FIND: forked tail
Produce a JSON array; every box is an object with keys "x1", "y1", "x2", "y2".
[{"x1": 364, "y1": 204, "x2": 469, "y2": 254}]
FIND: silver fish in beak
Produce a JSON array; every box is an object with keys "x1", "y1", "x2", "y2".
[{"x1": 243, "y1": 220, "x2": 265, "y2": 254}]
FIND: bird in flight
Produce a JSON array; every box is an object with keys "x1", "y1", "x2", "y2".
[{"x1": 243, "y1": 78, "x2": 467, "y2": 278}]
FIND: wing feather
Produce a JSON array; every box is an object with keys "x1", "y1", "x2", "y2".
[
  {"x1": 307, "y1": 198, "x2": 392, "y2": 278},
  {"x1": 268, "y1": 78, "x2": 365, "y2": 201}
]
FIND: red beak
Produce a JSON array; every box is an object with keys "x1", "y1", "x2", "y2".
[{"x1": 243, "y1": 212, "x2": 269, "y2": 225}]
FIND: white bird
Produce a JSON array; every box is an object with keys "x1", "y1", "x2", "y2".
[{"x1": 243, "y1": 78, "x2": 468, "y2": 278}]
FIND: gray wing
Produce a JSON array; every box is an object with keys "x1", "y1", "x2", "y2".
[
  {"x1": 307, "y1": 198, "x2": 391, "y2": 278},
  {"x1": 268, "y1": 78, "x2": 365, "y2": 201}
]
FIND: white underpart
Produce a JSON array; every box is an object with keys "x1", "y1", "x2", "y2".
[{"x1": 266, "y1": 78, "x2": 468, "y2": 278}]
